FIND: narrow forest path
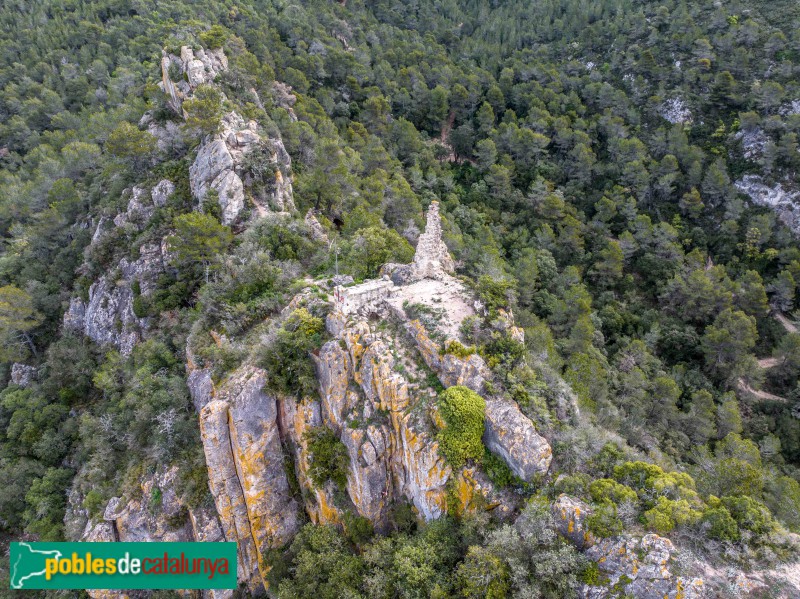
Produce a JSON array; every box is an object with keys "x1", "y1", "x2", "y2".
[
  {"x1": 757, "y1": 356, "x2": 781, "y2": 369},
  {"x1": 775, "y1": 312, "x2": 798, "y2": 334},
  {"x1": 737, "y1": 378, "x2": 788, "y2": 402}
]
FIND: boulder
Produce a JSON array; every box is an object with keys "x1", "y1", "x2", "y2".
[
  {"x1": 552, "y1": 494, "x2": 594, "y2": 549},
  {"x1": 483, "y1": 397, "x2": 552, "y2": 481}
]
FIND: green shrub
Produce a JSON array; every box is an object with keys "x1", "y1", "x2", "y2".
[
  {"x1": 343, "y1": 511, "x2": 374, "y2": 545},
  {"x1": 642, "y1": 497, "x2": 701, "y2": 535},
  {"x1": 483, "y1": 448, "x2": 520, "y2": 488},
  {"x1": 261, "y1": 308, "x2": 325, "y2": 398},
  {"x1": 437, "y1": 386, "x2": 486, "y2": 468},
  {"x1": 149, "y1": 486, "x2": 163, "y2": 515},
  {"x1": 305, "y1": 427, "x2": 349, "y2": 489},
  {"x1": 702, "y1": 506, "x2": 739, "y2": 541},
  {"x1": 580, "y1": 561, "x2": 603, "y2": 585},
  {"x1": 476, "y1": 275, "x2": 514, "y2": 313},
  {"x1": 721, "y1": 495, "x2": 773, "y2": 536},
  {"x1": 588, "y1": 479, "x2": 638, "y2": 505},
  {"x1": 199, "y1": 25, "x2": 230, "y2": 49},
  {"x1": 442, "y1": 339, "x2": 475, "y2": 358},
  {"x1": 83, "y1": 489, "x2": 105, "y2": 519},
  {"x1": 613, "y1": 461, "x2": 698, "y2": 505},
  {"x1": 481, "y1": 332, "x2": 526, "y2": 371},
  {"x1": 587, "y1": 502, "x2": 623, "y2": 537},
  {"x1": 165, "y1": 506, "x2": 189, "y2": 530}
]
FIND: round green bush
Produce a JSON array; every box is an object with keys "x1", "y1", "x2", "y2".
[
  {"x1": 702, "y1": 506, "x2": 740, "y2": 541},
  {"x1": 437, "y1": 386, "x2": 486, "y2": 468}
]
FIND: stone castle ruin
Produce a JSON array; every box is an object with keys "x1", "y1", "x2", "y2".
[{"x1": 333, "y1": 201, "x2": 467, "y2": 330}]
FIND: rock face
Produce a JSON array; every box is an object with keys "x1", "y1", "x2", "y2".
[
  {"x1": 187, "y1": 367, "x2": 214, "y2": 411},
  {"x1": 158, "y1": 44, "x2": 296, "y2": 224},
  {"x1": 78, "y1": 467, "x2": 231, "y2": 599},
  {"x1": 101, "y1": 467, "x2": 195, "y2": 543},
  {"x1": 736, "y1": 174, "x2": 800, "y2": 235},
  {"x1": 160, "y1": 45, "x2": 228, "y2": 114},
  {"x1": 582, "y1": 534, "x2": 705, "y2": 599},
  {"x1": 63, "y1": 181, "x2": 173, "y2": 355},
  {"x1": 10, "y1": 363, "x2": 36, "y2": 387},
  {"x1": 199, "y1": 365, "x2": 301, "y2": 591},
  {"x1": 189, "y1": 111, "x2": 295, "y2": 224},
  {"x1": 483, "y1": 397, "x2": 552, "y2": 480},
  {"x1": 404, "y1": 319, "x2": 552, "y2": 481},
  {"x1": 311, "y1": 311, "x2": 451, "y2": 525},
  {"x1": 658, "y1": 97, "x2": 693, "y2": 124},
  {"x1": 66, "y1": 241, "x2": 167, "y2": 355},
  {"x1": 552, "y1": 494, "x2": 595, "y2": 549}
]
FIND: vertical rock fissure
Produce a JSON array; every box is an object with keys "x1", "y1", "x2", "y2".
[
  {"x1": 109, "y1": 519, "x2": 121, "y2": 543},
  {"x1": 225, "y1": 406, "x2": 261, "y2": 567}
]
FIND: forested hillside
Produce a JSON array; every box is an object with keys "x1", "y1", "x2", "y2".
[{"x1": 1, "y1": 0, "x2": 799, "y2": 597}]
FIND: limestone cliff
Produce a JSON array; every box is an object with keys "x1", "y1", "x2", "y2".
[
  {"x1": 158, "y1": 45, "x2": 296, "y2": 224},
  {"x1": 181, "y1": 202, "x2": 554, "y2": 592},
  {"x1": 63, "y1": 182, "x2": 174, "y2": 355},
  {"x1": 198, "y1": 365, "x2": 301, "y2": 591}
]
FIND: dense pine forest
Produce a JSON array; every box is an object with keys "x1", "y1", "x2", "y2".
[{"x1": 1, "y1": 0, "x2": 799, "y2": 597}]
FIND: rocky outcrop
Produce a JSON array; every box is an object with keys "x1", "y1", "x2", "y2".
[
  {"x1": 160, "y1": 45, "x2": 228, "y2": 114},
  {"x1": 200, "y1": 400, "x2": 262, "y2": 592},
  {"x1": 658, "y1": 97, "x2": 693, "y2": 125},
  {"x1": 552, "y1": 494, "x2": 594, "y2": 549},
  {"x1": 582, "y1": 534, "x2": 705, "y2": 599},
  {"x1": 735, "y1": 127, "x2": 769, "y2": 159},
  {"x1": 405, "y1": 318, "x2": 552, "y2": 481},
  {"x1": 78, "y1": 467, "x2": 232, "y2": 599},
  {"x1": 199, "y1": 365, "x2": 301, "y2": 591},
  {"x1": 189, "y1": 112, "x2": 294, "y2": 224},
  {"x1": 10, "y1": 363, "x2": 36, "y2": 387},
  {"x1": 736, "y1": 174, "x2": 800, "y2": 235},
  {"x1": 187, "y1": 367, "x2": 214, "y2": 411},
  {"x1": 483, "y1": 397, "x2": 552, "y2": 480},
  {"x1": 102, "y1": 467, "x2": 195, "y2": 543},
  {"x1": 304, "y1": 209, "x2": 329, "y2": 243},
  {"x1": 184, "y1": 198, "x2": 548, "y2": 590},
  {"x1": 278, "y1": 395, "x2": 344, "y2": 526},
  {"x1": 64, "y1": 180, "x2": 173, "y2": 355},
  {"x1": 66, "y1": 241, "x2": 167, "y2": 355},
  {"x1": 151, "y1": 179, "x2": 175, "y2": 207},
  {"x1": 308, "y1": 311, "x2": 453, "y2": 526},
  {"x1": 272, "y1": 81, "x2": 298, "y2": 121}
]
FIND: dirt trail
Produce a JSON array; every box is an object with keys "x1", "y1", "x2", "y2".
[
  {"x1": 737, "y1": 378, "x2": 787, "y2": 402},
  {"x1": 775, "y1": 312, "x2": 798, "y2": 333},
  {"x1": 758, "y1": 356, "x2": 780, "y2": 369}
]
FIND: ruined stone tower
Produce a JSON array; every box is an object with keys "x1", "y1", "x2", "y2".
[{"x1": 409, "y1": 200, "x2": 455, "y2": 280}]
